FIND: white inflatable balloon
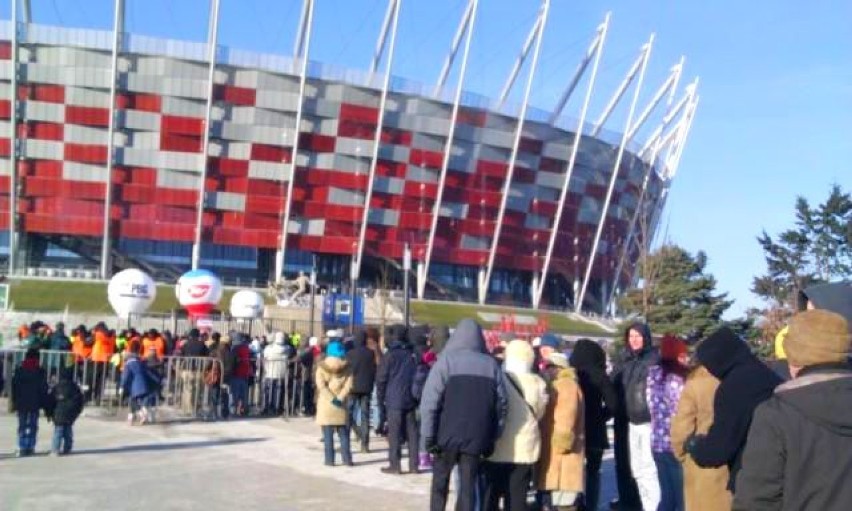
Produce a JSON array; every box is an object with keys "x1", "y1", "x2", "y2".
[
  {"x1": 175, "y1": 269, "x2": 223, "y2": 317},
  {"x1": 230, "y1": 290, "x2": 265, "y2": 319},
  {"x1": 108, "y1": 269, "x2": 156, "y2": 318}
]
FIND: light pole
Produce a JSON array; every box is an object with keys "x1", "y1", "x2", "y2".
[
  {"x1": 309, "y1": 254, "x2": 317, "y2": 339},
  {"x1": 403, "y1": 243, "x2": 411, "y2": 328},
  {"x1": 349, "y1": 254, "x2": 357, "y2": 335}
]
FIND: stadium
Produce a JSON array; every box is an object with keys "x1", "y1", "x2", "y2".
[{"x1": 0, "y1": 0, "x2": 698, "y2": 314}]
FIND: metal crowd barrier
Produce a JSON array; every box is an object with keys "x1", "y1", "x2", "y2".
[{"x1": 1, "y1": 348, "x2": 315, "y2": 422}]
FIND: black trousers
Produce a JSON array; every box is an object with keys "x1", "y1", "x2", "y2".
[
  {"x1": 431, "y1": 451, "x2": 481, "y2": 511},
  {"x1": 583, "y1": 448, "x2": 604, "y2": 511},
  {"x1": 482, "y1": 461, "x2": 532, "y2": 511},
  {"x1": 387, "y1": 408, "x2": 419, "y2": 471}
]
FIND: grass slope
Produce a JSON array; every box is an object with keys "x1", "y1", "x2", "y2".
[
  {"x1": 410, "y1": 301, "x2": 607, "y2": 335},
  {"x1": 7, "y1": 279, "x2": 237, "y2": 314}
]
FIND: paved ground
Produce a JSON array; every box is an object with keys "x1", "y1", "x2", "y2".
[{"x1": 0, "y1": 404, "x2": 616, "y2": 511}]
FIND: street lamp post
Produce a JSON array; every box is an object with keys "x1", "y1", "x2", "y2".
[
  {"x1": 309, "y1": 254, "x2": 317, "y2": 339},
  {"x1": 403, "y1": 243, "x2": 411, "y2": 328}
]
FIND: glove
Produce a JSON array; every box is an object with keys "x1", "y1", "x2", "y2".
[
  {"x1": 425, "y1": 437, "x2": 441, "y2": 456},
  {"x1": 684, "y1": 433, "x2": 704, "y2": 455},
  {"x1": 118, "y1": 388, "x2": 124, "y2": 397}
]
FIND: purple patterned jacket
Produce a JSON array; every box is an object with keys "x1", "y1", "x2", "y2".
[{"x1": 646, "y1": 364, "x2": 686, "y2": 453}]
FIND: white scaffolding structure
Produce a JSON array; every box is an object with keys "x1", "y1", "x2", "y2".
[
  {"x1": 532, "y1": 13, "x2": 610, "y2": 309},
  {"x1": 352, "y1": 0, "x2": 402, "y2": 283},
  {"x1": 418, "y1": 0, "x2": 479, "y2": 299},
  {"x1": 575, "y1": 35, "x2": 655, "y2": 313},
  {"x1": 276, "y1": 0, "x2": 316, "y2": 280},
  {"x1": 99, "y1": 0, "x2": 126, "y2": 278},
  {"x1": 479, "y1": 0, "x2": 550, "y2": 304},
  {"x1": 190, "y1": 0, "x2": 221, "y2": 270}
]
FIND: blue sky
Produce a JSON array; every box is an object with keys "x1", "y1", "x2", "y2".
[{"x1": 5, "y1": 0, "x2": 851, "y2": 316}]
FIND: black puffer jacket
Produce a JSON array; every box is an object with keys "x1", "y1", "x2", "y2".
[
  {"x1": 688, "y1": 326, "x2": 781, "y2": 491},
  {"x1": 376, "y1": 340, "x2": 418, "y2": 411},
  {"x1": 735, "y1": 364, "x2": 852, "y2": 511},
  {"x1": 571, "y1": 339, "x2": 618, "y2": 451},
  {"x1": 613, "y1": 323, "x2": 658, "y2": 425},
  {"x1": 346, "y1": 331, "x2": 377, "y2": 395},
  {"x1": 46, "y1": 374, "x2": 84, "y2": 426}
]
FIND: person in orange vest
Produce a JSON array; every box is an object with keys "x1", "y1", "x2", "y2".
[
  {"x1": 90, "y1": 324, "x2": 116, "y2": 402},
  {"x1": 142, "y1": 329, "x2": 166, "y2": 361},
  {"x1": 70, "y1": 326, "x2": 93, "y2": 364}
]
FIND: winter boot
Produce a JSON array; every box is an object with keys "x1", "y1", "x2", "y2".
[{"x1": 418, "y1": 452, "x2": 433, "y2": 471}]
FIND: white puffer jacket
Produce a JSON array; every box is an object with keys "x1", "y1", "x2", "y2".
[
  {"x1": 263, "y1": 343, "x2": 291, "y2": 379},
  {"x1": 489, "y1": 360, "x2": 548, "y2": 464}
]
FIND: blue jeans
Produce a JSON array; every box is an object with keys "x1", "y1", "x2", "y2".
[
  {"x1": 262, "y1": 378, "x2": 284, "y2": 414},
  {"x1": 17, "y1": 411, "x2": 39, "y2": 453},
  {"x1": 229, "y1": 377, "x2": 249, "y2": 415},
  {"x1": 322, "y1": 425, "x2": 352, "y2": 466},
  {"x1": 52, "y1": 425, "x2": 74, "y2": 454},
  {"x1": 348, "y1": 393, "x2": 371, "y2": 450},
  {"x1": 653, "y1": 451, "x2": 684, "y2": 511}
]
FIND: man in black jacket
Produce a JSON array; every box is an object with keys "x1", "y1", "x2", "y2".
[
  {"x1": 377, "y1": 324, "x2": 419, "y2": 474},
  {"x1": 347, "y1": 329, "x2": 377, "y2": 452},
  {"x1": 611, "y1": 322, "x2": 658, "y2": 511},
  {"x1": 685, "y1": 326, "x2": 781, "y2": 491},
  {"x1": 420, "y1": 319, "x2": 508, "y2": 511},
  {"x1": 11, "y1": 349, "x2": 49, "y2": 456},
  {"x1": 735, "y1": 310, "x2": 852, "y2": 511}
]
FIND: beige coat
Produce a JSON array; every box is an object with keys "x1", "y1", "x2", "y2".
[
  {"x1": 314, "y1": 357, "x2": 353, "y2": 426},
  {"x1": 489, "y1": 371, "x2": 548, "y2": 464},
  {"x1": 537, "y1": 367, "x2": 585, "y2": 492},
  {"x1": 671, "y1": 365, "x2": 732, "y2": 511}
]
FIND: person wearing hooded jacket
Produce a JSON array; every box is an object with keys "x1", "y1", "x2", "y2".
[
  {"x1": 734, "y1": 309, "x2": 852, "y2": 511},
  {"x1": 346, "y1": 329, "x2": 377, "y2": 452},
  {"x1": 483, "y1": 340, "x2": 548, "y2": 511},
  {"x1": 45, "y1": 368, "x2": 84, "y2": 455},
  {"x1": 420, "y1": 319, "x2": 508, "y2": 511},
  {"x1": 684, "y1": 326, "x2": 781, "y2": 492},
  {"x1": 570, "y1": 339, "x2": 618, "y2": 511},
  {"x1": 611, "y1": 323, "x2": 659, "y2": 511},
  {"x1": 11, "y1": 349, "x2": 49, "y2": 456},
  {"x1": 262, "y1": 332, "x2": 293, "y2": 415},
  {"x1": 315, "y1": 340, "x2": 354, "y2": 466},
  {"x1": 377, "y1": 324, "x2": 420, "y2": 474}
]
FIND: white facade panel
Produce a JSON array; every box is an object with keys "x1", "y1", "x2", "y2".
[
  {"x1": 156, "y1": 169, "x2": 200, "y2": 190},
  {"x1": 64, "y1": 86, "x2": 111, "y2": 108},
  {"x1": 64, "y1": 124, "x2": 108, "y2": 145},
  {"x1": 120, "y1": 110, "x2": 161, "y2": 132},
  {"x1": 63, "y1": 162, "x2": 107, "y2": 182},
  {"x1": 23, "y1": 101, "x2": 65, "y2": 123},
  {"x1": 23, "y1": 139, "x2": 64, "y2": 160},
  {"x1": 248, "y1": 161, "x2": 287, "y2": 181}
]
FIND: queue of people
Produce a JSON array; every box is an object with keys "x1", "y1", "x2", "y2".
[{"x1": 3, "y1": 280, "x2": 850, "y2": 511}]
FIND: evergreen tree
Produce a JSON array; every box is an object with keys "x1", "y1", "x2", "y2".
[
  {"x1": 619, "y1": 244, "x2": 732, "y2": 338},
  {"x1": 752, "y1": 184, "x2": 852, "y2": 307}
]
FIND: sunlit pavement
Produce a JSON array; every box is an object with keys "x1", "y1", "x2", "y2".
[{"x1": 0, "y1": 403, "x2": 616, "y2": 510}]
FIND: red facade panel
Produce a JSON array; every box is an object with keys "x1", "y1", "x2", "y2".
[
  {"x1": 22, "y1": 122, "x2": 64, "y2": 141},
  {"x1": 0, "y1": 41, "x2": 10, "y2": 60},
  {"x1": 64, "y1": 143, "x2": 107, "y2": 164},
  {"x1": 339, "y1": 103, "x2": 379, "y2": 124},
  {"x1": 65, "y1": 106, "x2": 110, "y2": 126},
  {"x1": 210, "y1": 157, "x2": 249, "y2": 176},
  {"x1": 0, "y1": 100, "x2": 10, "y2": 119},
  {"x1": 215, "y1": 85, "x2": 256, "y2": 106},
  {"x1": 161, "y1": 115, "x2": 204, "y2": 136},
  {"x1": 160, "y1": 133, "x2": 201, "y2": 153},
  {"x1": 250, "y1": 144, "x2": 290, "y2": 162}
]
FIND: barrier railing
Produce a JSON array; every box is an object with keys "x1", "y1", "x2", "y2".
[{"x1": 0, "y1": 348, "x2": 314, "y2": 422}]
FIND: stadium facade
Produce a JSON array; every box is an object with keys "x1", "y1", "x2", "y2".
[{"x1": 0, "y1": 0, "x2": 698, "y2": 313}]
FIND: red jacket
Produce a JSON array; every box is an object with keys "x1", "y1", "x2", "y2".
[{"x1": 232, "y1": 344, "x2": 253, "y2": 379}]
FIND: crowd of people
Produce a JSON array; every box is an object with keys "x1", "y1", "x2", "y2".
[{"x1": 2, "y1": 281, "x2": 850, "y2": 511}]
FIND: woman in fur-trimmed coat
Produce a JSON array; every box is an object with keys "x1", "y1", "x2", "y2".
[{"x1": 537, "y1": 353, "x2": 585, "y2": 509}]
